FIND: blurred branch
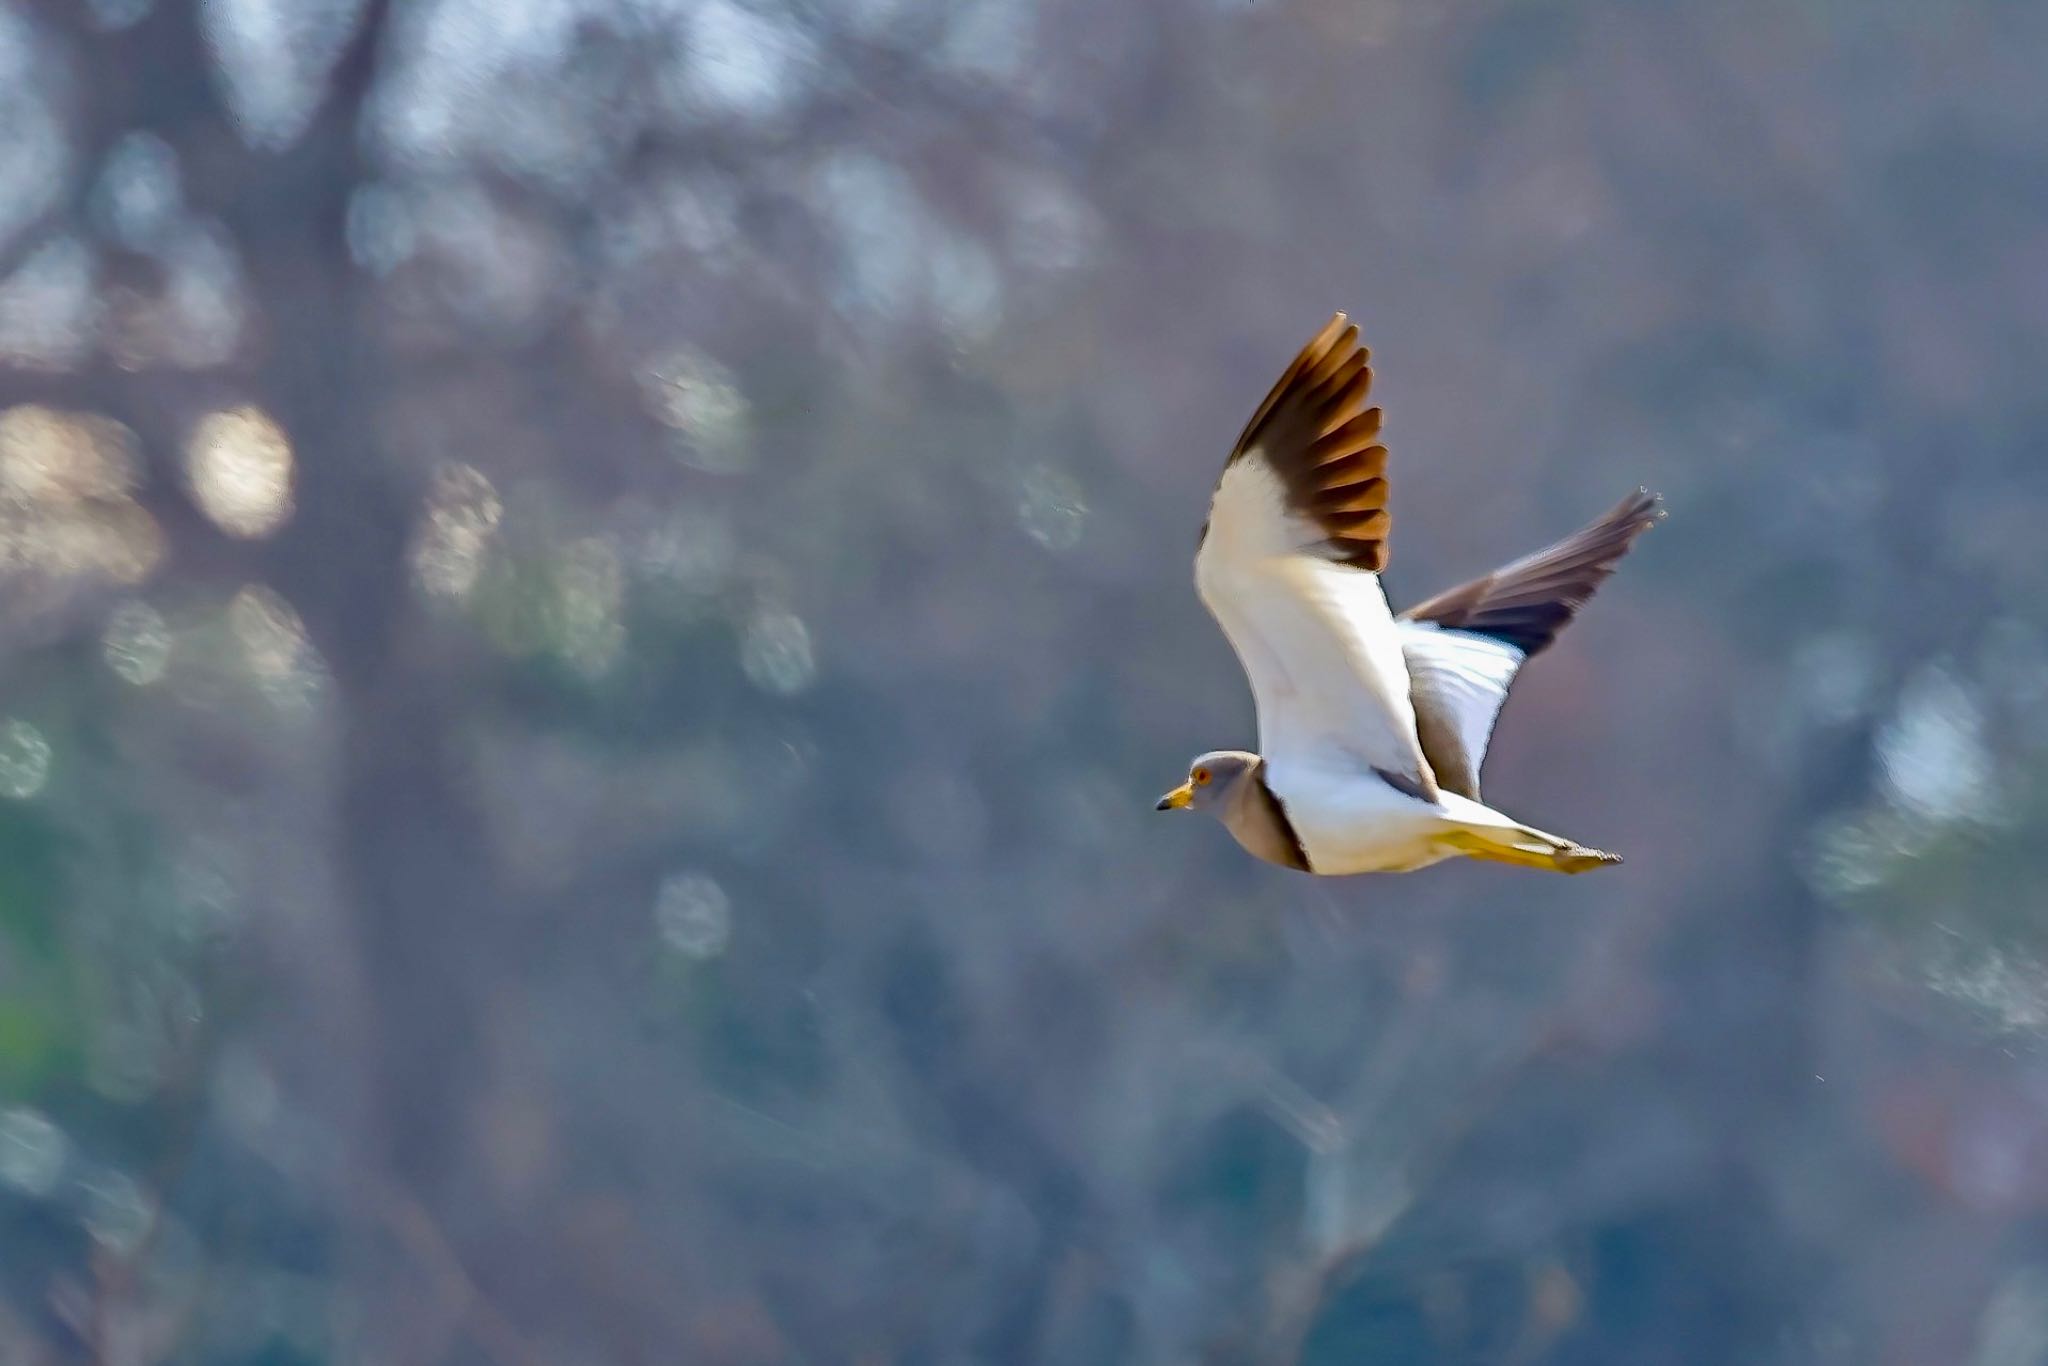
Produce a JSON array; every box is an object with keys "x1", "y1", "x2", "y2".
[{"x1": 373, "y1": 1178, "x2": 548, "y2": 1366}]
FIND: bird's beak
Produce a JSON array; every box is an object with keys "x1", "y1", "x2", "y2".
[{"x1": 1155, "y1": 782, "x2": 1194, "y2": 811}]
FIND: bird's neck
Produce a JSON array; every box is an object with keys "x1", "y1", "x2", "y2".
[{"x1": 1221, "y1": 762, "x2": 1311, "y2": 872}]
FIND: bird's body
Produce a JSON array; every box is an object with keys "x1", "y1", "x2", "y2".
[
  {"x1": 1156, "y1": 314, "x2": 1660, "y2": 877},
  {"x1": 1257, "y1": 755, "x2": 1452, "y2": 875}
]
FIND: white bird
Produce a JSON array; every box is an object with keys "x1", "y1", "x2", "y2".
[{"x1": 1155, "y1": 313, "x2": 1661, "y2": 876}]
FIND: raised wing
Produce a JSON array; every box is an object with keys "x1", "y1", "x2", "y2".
[
  {"x1": 1213, "y1": 313, "x2": 1392, "y2": 571},
  {"x1": 1400, "y1": 488, "x2": 1663, "y2": 799},
  {"x1": 1195, "y1": 314, "x2": 1437, "y2": 797}
]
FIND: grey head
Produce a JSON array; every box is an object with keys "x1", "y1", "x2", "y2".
[
  {"x1": 1155, "y1": 750, "x2": 1260, "y2": 812},
  {"x1": 1154, "y1": 749, "x2": 1310, "y2": 871}
]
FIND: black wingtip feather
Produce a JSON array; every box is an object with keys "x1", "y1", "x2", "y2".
[{"x1": 1399, "y1": 488, "x2": 1663, "y2": 656}]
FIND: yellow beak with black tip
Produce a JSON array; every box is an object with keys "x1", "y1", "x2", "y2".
[{"x1": 1155, "y1": 782, "x2": 1195, "y2": 811}]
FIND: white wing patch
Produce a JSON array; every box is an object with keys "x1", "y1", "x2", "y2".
[
  {"x1": 1398, "y1": 620, "x2": 1525, "y2": 800},
  {"x1": 1196, "y1": 455, "x2": 1431, "y2": 789},
  {"x1": 1199, "y1": 455, "x2": 1314, "y2": 562}
]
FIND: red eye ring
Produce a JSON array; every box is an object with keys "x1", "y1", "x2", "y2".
[{"x1": 1193, "y1": 769, "x2": 1211, "y2": 785}]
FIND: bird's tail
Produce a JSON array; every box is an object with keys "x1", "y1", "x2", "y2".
[{"x1": 1435, "y1": 798, "x2": 1622, "y2": 875}]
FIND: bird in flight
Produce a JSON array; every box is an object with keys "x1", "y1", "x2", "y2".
[{"x1": 1155, "y1": 313, "x2": 1661, "y2": 876}]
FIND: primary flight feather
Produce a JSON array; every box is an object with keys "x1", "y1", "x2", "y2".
[{"x1": 1156, "y1": 313, "x2": 1662, "y2": 876}]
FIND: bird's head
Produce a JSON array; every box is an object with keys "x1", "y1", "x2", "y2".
[{"x1": 1155, "y1": 750, "x2": 1259, "y2": 813}]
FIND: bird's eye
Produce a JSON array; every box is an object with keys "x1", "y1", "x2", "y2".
[{"x1": 1193, "y1": 768, "x2": 1211, "y2": 785}]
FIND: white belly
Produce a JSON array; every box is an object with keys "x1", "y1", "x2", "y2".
[{"x1": 1265, "y1": 760, "x2": 1460, "y2": 875}]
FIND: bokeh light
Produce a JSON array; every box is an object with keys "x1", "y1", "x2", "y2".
[
  {"x1": 1877, "y1": 665, "x2": 1995, "y2": 824},
  {"x1": 0, "y1": 1108, "x2": 68, "y2": 1197},
  {"x1": 102, "y1": 598, "x2": 173, "y2": 684},
  {"x1": 230, "y1": 583, "x2": 326, "y2": 713},
  {"x1": 654, "y1": 871, "x2": 732, "y2": 959},
  {"x1": 639, "y1": 349, "x2": 752, "y2": 473},
  {"x1": 0, "y1": 719, "x2": 52, "y2": 799},
  {"x1": 739, "y1": 608, "x2": 816, "y2": 696},
  {"x1": 200, "y1": 0, "x2": 368, "y2": 150},
  {"x1": 185, "y1": 405, "x2": 294, "y2": 538},
  {"x1": 0, "y1": 403, "x2": 138, "y2": 504},
  {"x1": 90, "y1": 131, "x2": 182, "y2": 251},
  {"x1": 411, "y1": 461, "x2": 502, "y2": 603},
  {"x1": 1015, "y1": 462, "x2": 1087, "y2": 552},
  {"x1": 345, "y1": 181, "x2": 415, "y2": 275},
  {"x1": 74, "y1": 1165, "x2": 153, "y2": 1254},
  {"x1": 0, "y1": 237, "x2": 99, "y2": 371},
  {"x1": 0, "y1": 9, "x2": 71, "y2": 256},
  {"x1": 677, "y1": 0, "x2": 813, "y2": 118},
  {"x1": 554, "y1": 535, "x2": 625, "y2": 677}
]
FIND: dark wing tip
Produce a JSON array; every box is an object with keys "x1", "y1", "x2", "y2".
[
  {"x1": 1613, "y1": 486, "x2": 1666, "y2": 525},
  {"x1": 1227, "y1": 312, "x2": 1391, "y2": 572},
  {"x1": 1227, "y1": 312, "x2": 1351, "y2": 460},
  {"x1": 1595, "y1": 487, "x2": 1666, "y2": 548},
  {"x1": 1400, "y1": 486, "x2": 1663, "y2": 655}
]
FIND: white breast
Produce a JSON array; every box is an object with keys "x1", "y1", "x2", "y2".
[{"x1": 1264, "y1": 760, "x2": 1461, "y2": 875}]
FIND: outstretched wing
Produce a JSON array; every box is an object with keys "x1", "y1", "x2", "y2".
[
  {"x1": 1195, "y1": 314, "x2": 1437, "y2": 798},
  {"x1": 1399, "y1": 488, "x2": 1663, "y2": 799}
]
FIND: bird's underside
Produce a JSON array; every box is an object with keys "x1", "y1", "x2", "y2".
[{"x1": 1172, "y1": 312, "x2": 1661, "y2": 876}]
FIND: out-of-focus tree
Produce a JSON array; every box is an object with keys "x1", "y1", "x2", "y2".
[{"x1": 2, "y1": 0, "x2": 2048, "y2": 1361}]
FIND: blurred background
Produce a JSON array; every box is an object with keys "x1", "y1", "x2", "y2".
[{"x1": 0, "y1": 0, "x2": 2046, "y2": 1360}]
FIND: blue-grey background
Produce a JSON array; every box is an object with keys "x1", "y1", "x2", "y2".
[{"x1": 1, "y1": 0, "x2": 2046, "y2": 1361}]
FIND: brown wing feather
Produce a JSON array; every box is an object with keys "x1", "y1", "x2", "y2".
[
  {"x1": 1399, "y1": 488, "x2": 1664, "y2": 656},
  {"x1": 1225, "y1": 312, "x2": 1392, "y2": 573}
]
